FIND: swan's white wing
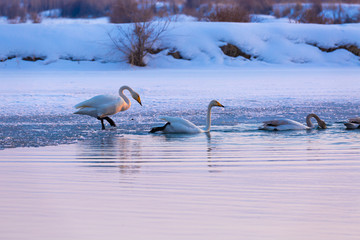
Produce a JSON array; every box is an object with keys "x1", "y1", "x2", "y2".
[
  {"x1": 75, "y1": 95, "x2": 122, "y2": 109},
  {"x1": 74, "y1": 95, "x2": 125, "y2": 117},
  {"x1": 159, "y1": 116, "x2": 202, "y2": 133},
  {"x1": 261, "y1": 119, "x2": 308, "y2": 130}
]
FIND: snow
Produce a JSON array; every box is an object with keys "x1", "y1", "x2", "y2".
[{"x1": 0, "y1": 20, "x2": 359, "y2": 68}]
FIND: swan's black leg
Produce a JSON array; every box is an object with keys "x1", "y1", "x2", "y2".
[
  {"x1": 149, "y1": 122, "x2": 170, "y2": 133},
  {"x1": 104, "y1": 117, "x2": 116, "y2": 127},
  {"x1": 97, "y1": 117, "x2": 105, "y2": 130}
]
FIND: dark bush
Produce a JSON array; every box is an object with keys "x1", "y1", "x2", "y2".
[
  {"x1": 110, "y1": 0, "x2": 155, "y2": 23},
  {"x1": 208, "y1": 4, "x2": 250, "y2": 22}
]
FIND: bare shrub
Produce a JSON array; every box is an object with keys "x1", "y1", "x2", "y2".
[
  {"x1": 281, "y1": 6, "x2": 292, "y2": 18},
  {"x1": 274, "y1": 8, "x2": 281, "y2": 18},
  {"x1": 110, "y1": 0, "x2": 158, "y2": 23},
  {"x1": 297, "y1": 0, "x2": 325, "y2": 23},
  {"x1": 30, "y1": 12, "x2": 42, "y2": 23},
  {"x1": 5, "y1": 0, "x2": 27, "y2": 23},
  {"x1": 328, "y1": 3, "x2": 360, "y2": 24},
  {"x1": 299, "y1": 9, "x2": 323, "y2": 23},
  {"x1": 207, "y1": 4, "x2": 250, "y2": 22},
  {"x1": 239, "y1": 0, "x2": 273, "y2": 14},
  {"x1": 110, "y1": 0, "x2": 141, "y2": 23},
  {"x1": 109, "y1": 19, "x2": 170, "y2": 66},
  {"x1": 288, "y1": 2, "x2": 303, "y2": 20}
]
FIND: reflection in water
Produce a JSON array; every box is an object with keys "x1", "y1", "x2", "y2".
[
  {"x1": 76, "y1": 131, "x2": 224, "y2": 174},
  {"x1": 75, "y1": 123, "x2": 360, "y2": 176},
  {"x1": 77, "y1": 133, "x2": 143, "y2": 175},
  {"x1": 205, "y1": 132, "x2": 222, "y2": 173},
  {"x1": 2, "y1": 123, "x2": 360, "y2": 240}
]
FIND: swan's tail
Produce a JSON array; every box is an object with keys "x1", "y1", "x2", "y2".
[
  {"x1": 73, "y1": 107, "x2": 98, "y2": 118},
  {"x1": 149, "y1": 122, "x2": 170, "y2": 133},
  {"x1": 74, "y1": 102, "x2": 90, "y2": 109}
]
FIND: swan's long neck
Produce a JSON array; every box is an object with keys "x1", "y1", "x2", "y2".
[
  {"x1": 204, "y1": 103, "x2": 213, "y2": 132},
  {"x1": 119, "y1": 86, "x2": 133, "y2": 110},
  {"x1": 306, "y1": 114, "x2": 321, "y2": 128}
]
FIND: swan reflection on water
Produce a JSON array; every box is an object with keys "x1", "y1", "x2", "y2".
[
  {"x1": 76, "y1": 134, "x2": 143, "y2": 174},
  {"x1": 75, "y1": 131, "x2": 222, "y2": 174},
  {"x1": 74, "y1": 121, "x2": 360, "y2": 178}
]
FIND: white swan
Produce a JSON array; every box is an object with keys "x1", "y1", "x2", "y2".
[
  {"x1": 260, "y1": 113, "x2": 327, "y2": 131},
  {"x1": 74, "y1": 86, "x2": 142, "y2": 130},
  {"x1": 150, "y1": 100, "x2": 224, "y2": 134},
  {"x1": 344, "y1": 117, "x2": 360, "y2": 129}
]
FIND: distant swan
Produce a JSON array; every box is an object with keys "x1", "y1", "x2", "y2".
[
  {"x1": 74, "y1": 86, "x2": 142, "y2": 130},
  {"x1": 150, "y1": 100, "x2": 224, "y2": 134},
  {"x1": 260, "y1": 113, "x2": 327, "y2": 131},
  {"x1": 344, "y1": 117, "x2": 360, "y2": 129}
]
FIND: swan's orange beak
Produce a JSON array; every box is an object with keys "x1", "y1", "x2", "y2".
[
  {"x1": 217, "y1": 102, "x2": 224, "y2": 108},
  {"x1": 137, "y1": 97, "x2": 142, "y2": 106}
]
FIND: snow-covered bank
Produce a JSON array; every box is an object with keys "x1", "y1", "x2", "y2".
[{"x1": 1, "y1": 21, "x2": 360, "y2": 68}]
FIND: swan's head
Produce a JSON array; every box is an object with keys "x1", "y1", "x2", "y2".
[
  {"x1": 131, "y1": 92, "x2": 142, "y2": 106},
  {"x1": 318, "y1": 120, "x2": 327, "y2": 129},
  {"x1": 210, "y1": 100, "x2": 224, "y2": 108}
]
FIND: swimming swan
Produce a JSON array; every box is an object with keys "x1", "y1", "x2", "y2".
[
  {"x1": 74, "y1": 86, "x2": 142, "y2": 130},
  {"x1": 150, "y1": 100, "x2": 224, "y2": 134},
  {"x1": 260, "y1": 113, "x2": 327, "y2": 131},
  {"x1": 344, "y1": 117, "x2": 360, "y2": 129}
]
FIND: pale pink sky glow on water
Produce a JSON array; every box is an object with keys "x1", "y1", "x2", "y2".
[{"x1": 1, "y1": 131, "x2": 360, "y2": 240}]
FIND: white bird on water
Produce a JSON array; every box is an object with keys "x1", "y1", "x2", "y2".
[
  {"x1": 150, "y1": 100, "x2": 224, "y2": 134},
  {"x1": 74, "y1": 86, "x2": 142, "y2": 130},
  {"x1": 259, "y1": 113, "x2": 327, "y2": 131}
]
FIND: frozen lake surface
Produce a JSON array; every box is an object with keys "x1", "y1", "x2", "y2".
[{"x1": 1, "y1": 67, "x2": 360, "y2": 239}]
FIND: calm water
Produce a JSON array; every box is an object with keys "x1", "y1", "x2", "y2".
[{"x1": 1, "y1": 125, "x2": 360, "y2": 240}]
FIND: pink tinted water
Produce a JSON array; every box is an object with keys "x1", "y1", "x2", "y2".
[{"x1": 1, "y1": 130, "x2": 360, "y2": 240}]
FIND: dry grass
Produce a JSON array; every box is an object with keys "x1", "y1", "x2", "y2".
[
  {"x1": 207, "y1": 4, "x2": 250, "y2": 22},
  {"x1": 297, "y1": 1, "x2": 325, "y2": 23}
]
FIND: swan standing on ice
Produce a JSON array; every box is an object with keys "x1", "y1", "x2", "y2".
[
  {"x1": 150, "y1": 100, "x2": 225, "y2": 134},
  {"x1": 74, "y1": 86, "x2": 142, "y2": 130},
  {"x1": 260, "y1": 113, "x2": 327, "y2": 131},
  {"x1": 344, "y1": 117, "x2": 360, "y2": 129}
]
